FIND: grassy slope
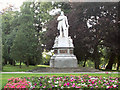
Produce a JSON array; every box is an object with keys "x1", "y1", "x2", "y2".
[{"x1": 1, "y1": 73, "x2": 119, "y2": 89}]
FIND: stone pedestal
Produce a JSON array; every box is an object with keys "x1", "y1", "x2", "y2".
[{"x1": 50, "y1": 36, "x2": 78, "y2": 68}]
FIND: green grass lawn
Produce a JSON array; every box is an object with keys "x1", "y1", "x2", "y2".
[
  {"x1": 1, "y1": 73, "x2": 119, "y2": 89},
  {"x1": 2, "y1": 64, "x2": 49, "y2": 72}
]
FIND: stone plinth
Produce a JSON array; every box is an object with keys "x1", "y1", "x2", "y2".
[{"x1": 50, "y1": 36, "x2": 78, "y2": 68}]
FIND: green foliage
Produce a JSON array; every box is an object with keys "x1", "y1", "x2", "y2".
[
  {"x1": 45, "y1": 2, "x2": 119, "y2": 70},
  {"x1": 42, "y1": 51, "x2": 51, "y2": 64},
  {"x1": 79, "y1": 60, "x2": 95, "y2": 68},
  {"x1": 11, "y1": 2, "x2": 42, "y2": 66},
  {"x1": 2, "y1": 7, "x2": 19, "y2": 65}
]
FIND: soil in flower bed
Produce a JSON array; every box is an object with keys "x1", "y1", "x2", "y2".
[{"x1": 3, "y1": 75, "x2": 119, "y2": 89}]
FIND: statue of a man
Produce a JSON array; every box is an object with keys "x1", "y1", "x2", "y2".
[{"x1": 57, "y1": 11, "x2": 69, "y2": 37}]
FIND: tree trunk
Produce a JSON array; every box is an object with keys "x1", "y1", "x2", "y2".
[
  {"x1": 94, "y1": 46, "x2": 100, "y2": 69},
  {"x1": 27, "y1": 60, "x2": 29, "y2": 67},
  {"x1": 117, "y1": 56, "x2": 120, "y2": 70},
  {"x1": 117, "y1": 63, "x2": 120, "y2": 70},
  {"x1": 12, "y1": 60, "x2": 15, "y2": 66},
  {"x1": 106, "y1": 53, "x2": 115, "y2": 70},
  {"x1": 19, "y1": 60, "x2": 21, "y2": 68},
  {"x1": 95, "y1": 59, "x2": 100, "y2": 69},
  {"x1": 4, "y1": 59, "x2": 7, "y2": 65},
  {"x1": 9, "y1": 59, "x2": 13, "y2": 65},
  {"x1": 83, "y1": 58, "x2": 87, "y2": 67}
]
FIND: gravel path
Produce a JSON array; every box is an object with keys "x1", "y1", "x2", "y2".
[{"x1": 1, "y1": 72, "x2": 119, "y2": 74}]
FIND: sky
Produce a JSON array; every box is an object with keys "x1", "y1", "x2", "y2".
[
  {"x1": 0, "y1": 0, "x2": 25, "y2": 11},
  {"x1": 0, "y1": 0, "x2": 119, "y2": 11}
]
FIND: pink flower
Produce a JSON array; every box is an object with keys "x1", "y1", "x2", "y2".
[
  {"x1": 21, "y1": 86, "x2": 26, "y2": 88},
  {"x1": 59, "y1": 84, "x2": 61, "y2": 87},
  {"x1": 64, "y1": 83, "x2": 67, "y2": 86},
  {"x1": 76, "y1": 86, "x2": 81, "y2": 88},
  {"x1": 89, "y1": 79, "x2": 91, "y2": 82},
  {"x1": 89, "y1": 84, "x2": 92, "y2": 86},
  {"x1": 70, "y1": 79, "x2": 73, "y2": 82},
  {"x1": 72, "y1": 83, "x2": 75, "y2": 87},
  {"x1": 67, "y1": 82, "x2": 70, "y2": 86},
  {"x1": 92, "y1": 81, "x2": 94, "y2": 84},
  {"x1": 95, "y1": 82, "x2": 97, "y2": 85},
  {"x1": 34, "y1": 83, "x2": 37, "y2": 86},
  {"x1": 16, "y1": 85, "x2": 20, "y2": 88},
  {"x1": 106, "y1": 72, "x2": 108, "y2": 74},
  {"x1": 11, "y1": 86, "x2": 15, "y2": 88},
  {"x1": 43, "y1": 86, "x2": 46, "y2": 88},
  {"x1": 96, "y1": 86, "x2": 98, "y2": 88},
  {"x1": 81, "y1": 80, "x2": 83, "y2": 83}
]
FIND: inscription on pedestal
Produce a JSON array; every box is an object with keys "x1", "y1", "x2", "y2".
[
  {"x1": 60, "y1": 50, "x2": 67, "y2": 54},
  {"x1": 70, "y1": 50, "x2": 73, "y2": 54}
]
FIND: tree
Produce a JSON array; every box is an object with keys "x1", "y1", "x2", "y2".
[
  {"x1": 2, "y1": 5, "x2": 19, "y2": 65},
  {"x1": 44, "y1": 2, "x2": 119, "y2": 70},
  {"x1": 0, "y1": 13, "x2": 2, "y2": 70},
  {"x1": 11, "y1": 2, "x2": 41, "y2": 67}
]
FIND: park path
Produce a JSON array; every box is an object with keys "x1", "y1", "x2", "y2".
[{"x1": 1, "y1": 72, "x2": 119, "y2": 74}]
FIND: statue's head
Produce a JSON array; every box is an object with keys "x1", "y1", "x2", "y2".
[{"x1": 60, "y1": 11, "x2": 64, "y2": 16}]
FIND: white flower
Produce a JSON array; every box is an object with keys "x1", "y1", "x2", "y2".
[
  {"x1": 106, "y1": 86, "x2": 109, "y2": 88},
  {"x1": 48, "y1": 81, "x2": 51, "y2": 83},
  {"x1": 61, "y1": 86, "x2": 64, "y2": 89},
  {"x1": 113, "y1": 85, "x2": 117, "y2": 87},
  {"x1": 81, "y1": 83, "x2": 85, "y2": 86},
  {"x1": 55, "y1": 85, "x2": 57, "y2": 87},
  {"x1": 55, "y1": 81, "x2": 58, "y2": 84},
  {"x1": 91, "y1": 77, "x2": 96, "y2": 80}
]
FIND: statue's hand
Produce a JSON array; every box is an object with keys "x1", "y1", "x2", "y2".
[{"x1": 67, "y1": 25, "x2": 69, "y2": 28}]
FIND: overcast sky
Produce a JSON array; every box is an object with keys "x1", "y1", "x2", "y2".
[
  {"x1": 0, "y1": 0, "x2": 119, "y2": 11},
  {"x1": 0, "y1": 0, "x2": 25, "y2": 11}
]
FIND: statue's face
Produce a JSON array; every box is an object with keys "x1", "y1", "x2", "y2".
[{"x1": 61, "y1": 11, "x2": 64, "y2": 15}]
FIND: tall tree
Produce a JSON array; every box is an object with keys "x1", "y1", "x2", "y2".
[
  {"x1": 2, "y1": 5, "x2": 19, "y2": 65},
  {"x1": 44, "y1": 2, "x2": 119, "y2": 70},
  {"x1": 11, "y1": 2, "x2": 41, "y2": 67}
]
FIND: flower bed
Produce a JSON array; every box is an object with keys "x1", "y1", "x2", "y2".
[
  {"x1": 4, "y1": 75, "x2": 119, "y2": 89},
  {"x1": 4, "y1": 77, "x2": 31, "y2": 89}
]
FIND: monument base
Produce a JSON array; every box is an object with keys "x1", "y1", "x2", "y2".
[
  {"x1": 50, "y1": 54, "x2": 78, "y2": 68},
  {"x1": 50, "y1": 36, "x2": 78, "y2": 68}
]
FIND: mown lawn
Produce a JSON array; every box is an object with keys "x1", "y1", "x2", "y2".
[
  {"x1": 1, "y1": 73, "x2": 119, "y2": 89},
  {"x1": 2, "y1": 64, "x2": 49, "y2": 72}
]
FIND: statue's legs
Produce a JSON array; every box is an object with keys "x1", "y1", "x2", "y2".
[
  {"x1": 59, "y1": 29, "x2": 62, "y2": 37},
  {"x1": 66, "y1": 28, "x2": 68, "y2": 37},
  {"x1": 63, "y1": 28, "x2": 68, "y2": 37}
]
